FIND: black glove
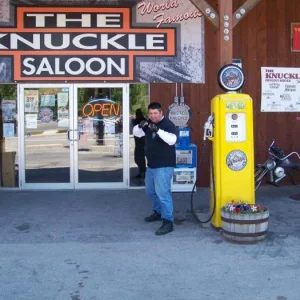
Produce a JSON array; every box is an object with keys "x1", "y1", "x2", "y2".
[
  {"x1": 138, "y1": 120, "x2": 148, "y2": 128},
  {"x1": 148, "y1": 123, "x2": 159, "y2": 132}
]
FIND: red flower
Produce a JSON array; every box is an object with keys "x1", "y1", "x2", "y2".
[
  {"x1": 235, "y1": 208, "x2": 240, "y2": 213},
  {"x1": 257, "y1": 205, "x2": 265, "y2": 211}
]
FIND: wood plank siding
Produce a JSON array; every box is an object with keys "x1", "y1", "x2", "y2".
[{"x1": 150, "y1": 0, "x2": 300, "y2": 186}]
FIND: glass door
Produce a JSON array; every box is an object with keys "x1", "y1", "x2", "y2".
[
  {"x1": 20, "y1": 84, "x2": 74, "y2": 189},
  {"x1": 74, "y1": 84, "x2": 129, "y2": 189}
]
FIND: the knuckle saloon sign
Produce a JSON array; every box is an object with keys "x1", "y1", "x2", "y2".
[{"x1": 0, "y1": 1, "x2": 204, "y2": 83}]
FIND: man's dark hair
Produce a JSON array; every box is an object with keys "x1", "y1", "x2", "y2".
[{"x1": 148, "y1": 102, "x2": 161, "y2": 110}]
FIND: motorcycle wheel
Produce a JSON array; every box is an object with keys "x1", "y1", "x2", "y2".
[
  {"x1": 289, "y1": 169, "x2": 300, "y2": 185},
  {"x1": 255, "y1": 165, "x2": 268, "y2": 191}
]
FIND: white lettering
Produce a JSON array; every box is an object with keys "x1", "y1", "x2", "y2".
[
  {"x1": 22, "y1": 57, "x2": 36, "y2": 75},
  {"x1": 36, "y1": 57, "x2": 54, "y2": 75},
  {"x1": 56, "y1": 14, "x2": 91, "y2": 27},
  {"x1": 86, "y1": 58, "x2": 106, "y2": 75},
  {"x1": 128, "y1": 34, "x2": 144, "y2": 50},
  {"x1": 21, "y1": 57, "x2": 126, "y2": 76},
  {"x1": 97, "y1": 14, "x2": 121, "y2": 28},
  {"x1": 2, "y1": 33, "x2": 167, "y2": 50},
  {"x1": 73, "y1": 34, "x2": 97, "y2": 49},
  {"x1": 54, "y1": 58, "x2": 65, "y2": 75},
  {"x1": 26, "y1": 14, "x2": 54, "y2": 27},
  {"x1": 11, "y1": 33, "x2": 40, "y2": 49},
  {"x1": 101, "y1": 34, "x2": 125, "y2": 49},
  {"x1": 107, "y1": 57, "x2": 125, "y2": 75},
  {"x1": 146, "y1": 34, "x2": 164, "y2": 50},
  {"x1": 65, "y1": 58, "x2": 85, "y2": 75},
  {"x1": 44, "y1": 34, "x2": 70, "y2": 49}
]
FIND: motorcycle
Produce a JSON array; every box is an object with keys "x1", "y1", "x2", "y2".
[{"x1": 255, "y1": 139, "x2": 300, "y2": 190}]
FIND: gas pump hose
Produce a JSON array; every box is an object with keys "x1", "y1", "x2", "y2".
[{"x1": 190, "y1": 141, "x2": 216, "y2": 224}]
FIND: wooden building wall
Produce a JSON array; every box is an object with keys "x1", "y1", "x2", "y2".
[{"x1": 150, "y1": 0, "x2": 300, "y2": 186}]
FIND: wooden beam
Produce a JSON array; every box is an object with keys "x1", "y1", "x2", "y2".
[
  {"x1": 219, "y1": 0, "x2": 233, "y2": 66},
  {"x1": 233, "y1": 0, "x2": 261, "y2": 28},
  {"x1": 189, "y1": 0, "x2": 219, "y2": 29}
]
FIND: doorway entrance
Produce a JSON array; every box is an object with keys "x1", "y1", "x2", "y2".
[{"x1": 19, "y1": 83, "x2": 129, "y2": 189}]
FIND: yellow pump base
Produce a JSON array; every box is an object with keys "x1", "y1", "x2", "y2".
[{"x1": 209, "y1": 93, "x2": 255, "y2": 228}]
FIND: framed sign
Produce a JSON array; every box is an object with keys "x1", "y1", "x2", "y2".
[
  {"x1": 0, "y1": 3, "x2": 204, "y2": 83},
  {"x1": 291, "y1": 23, "x2": 300, "y2": 52},
  {"x1": 261, "y1": 67, "x2": 300, "y2": 112}
]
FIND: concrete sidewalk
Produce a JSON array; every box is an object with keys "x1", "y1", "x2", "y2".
[{"x1": 0, "y1": 186, "x2": 299, "y2": 300}]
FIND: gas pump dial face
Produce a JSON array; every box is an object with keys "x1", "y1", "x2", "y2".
[
  {"x1": 232, "y1": 113, "x2": 238, "y2": 120},
  {"x1": 217, "y1": 64, "x2": 245, "y2": 92}
]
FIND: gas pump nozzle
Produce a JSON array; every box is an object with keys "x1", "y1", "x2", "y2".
[{"x1": 203, "y1": 115, "x2": 214, "y2": 140}]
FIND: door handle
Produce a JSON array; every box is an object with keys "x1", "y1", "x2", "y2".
[
  {"x1": 67, "y1": 130, "x2": 71, "y2": 141},
  {"x1": 73, "y1": 129, "x2": 80, "y2": 141}
]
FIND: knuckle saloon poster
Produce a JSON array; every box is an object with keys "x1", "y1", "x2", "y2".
[
  {"x1": 261, "y1": 67, "x2": 300, "y2": 112},
  {"x1": 0, "y1": 0, "x2": 204, "y2": 83}
]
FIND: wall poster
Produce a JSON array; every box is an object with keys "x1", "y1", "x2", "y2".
[
  {"x1": 261, "y1": 67, "x2": 300, "y2": 112},
  {"x1": 3, "y1": 123, "x2": 15, "y2": 137},
  {"x1": 40, "y1": 95, "x2": 56, "y2": 107},
  {"x1": 1, "y1": 99, "x2": 16, "y2": 122},
  {"x1": 24, "y1": 90, "x2": 39, "y2": 112},
  {"x1": 57, "y1": 93, "x2": 69, "y2": 107},
  {"x1": 25, "y1": 114, "x2": 37, "y2": 129},
  {"x1": 39, "y1": 107, "x2": 53, "y2": 122},
  {"x1": 0, "y1": 1, "x2": 204, "y2": 83}
]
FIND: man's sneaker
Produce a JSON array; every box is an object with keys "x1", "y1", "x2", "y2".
[
  {"x1": 155, "y1": 219, "x2": 174, "y2": 235},
  {"x1": 144, "y1": 211, "x2": 161, "y2": 222}
]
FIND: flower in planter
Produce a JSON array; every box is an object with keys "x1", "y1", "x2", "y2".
[
  {"x1": 222, "y1": 200, "x2": 267, "y2": 214},
  {"x1": 221, "y1": 200, "x2": 270, "y2": 243}
]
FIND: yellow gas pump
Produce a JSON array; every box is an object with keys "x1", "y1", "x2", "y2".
[{"x1": 204, "y1": 64, "x2": 255, "y2": 228}]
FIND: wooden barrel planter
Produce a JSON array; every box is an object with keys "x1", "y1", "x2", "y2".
[{"x1": 220, "y1": 210, "x2": 269, "y2": 243}]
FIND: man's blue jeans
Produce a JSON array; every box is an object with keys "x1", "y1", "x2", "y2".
[{"x1": 145, "y1": 167, "x2": 174, "y2": 222}]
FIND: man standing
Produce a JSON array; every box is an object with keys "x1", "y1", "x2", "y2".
[{"x1": 133, "y1": 102, "x2": 177, "y2": 235}]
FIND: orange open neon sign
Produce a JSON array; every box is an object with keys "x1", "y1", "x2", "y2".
[{"x1": 82, "y1": 99, "x2": 120, "y2": 120}]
